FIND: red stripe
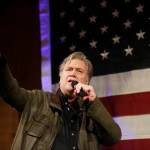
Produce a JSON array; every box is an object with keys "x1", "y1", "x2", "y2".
[
  {"x1": 102, "y1": 139, "x2": 150, "y2": 150},
  {"x1": 100, "y1": 91, "x2": 150, "y2": 117}
]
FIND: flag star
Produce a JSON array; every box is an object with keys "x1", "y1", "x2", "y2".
[
  {"x1": 60, "y1": 11, "x2": 66, "y2": 18},
  {"x1": 100, "y1": 25, "x2": 109, "y2": 34},
  {"x1": 100, "y1": 50, "x2": 109, "y2": 60},
  {"x1": 135, "y1": 4, "x2": 144, "y2": 14},
  {"x1": 124, "y1": 45, "x2": 134, "y2": 56},
  {"x1": 69, "y1": 20, "x2": 75, "y2": 28},
  {"x1": 100, "y1": 0, "x2": 107, "y2": 8},
  {"x1": 125, "y1": 0, "x2": 130, "y2": 3},
  {"x1": 112, "y1": 35, "x2": 121, "y2": 44},
  {"x1": 79, "y1": 5, "x2": 86, "y2": 13},
  {"x1": 69, "y1": 0, "x2": 74, "y2": 4},
  {"x1": 79, "y1": 29, "x2": 87, "y2": 38},
  {"x1": 112, "y1": 9, "x2": 120, "y2": 18},
  {"x1": 60, "y1": 35, "x2": 67, "y2": 43},
  {"x1": 89, "y1": 15, "x2": 97, "y2": 23},
  {"x1": 89, "y1": 40, "x2": 97, "y2": 48},
  {"x1": 69, "y1": 45, "x2": 76, "y2": 52},
  {"x1": 136, "y1": 30, "x2": 145, "y2": 40},
  {"x1": 124, "y1": 19, "x2": 132, "y2": 29}
]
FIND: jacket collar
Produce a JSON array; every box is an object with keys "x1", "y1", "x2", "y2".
[
  {"x1": 49, "y1": 88, "x2": 62, "y2": 112},
  {"x1": 49, "y1": 88, "x2": 85, "y2": 113}
]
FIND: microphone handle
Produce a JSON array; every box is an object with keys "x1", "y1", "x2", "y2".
[
  {"x1": 71, "y1": 81, "x2": 88, "y2": 100},
  {"x1": 71, "y1": 81, "x2": 90, "y2": 111}
]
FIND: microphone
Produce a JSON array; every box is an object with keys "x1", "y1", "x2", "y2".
[
  {"x1": 71, "y1": 81, "x2": 89, "y2": 101},
  {"x1": 71, "y1": 81, "x2": 90, "y2": 111}
]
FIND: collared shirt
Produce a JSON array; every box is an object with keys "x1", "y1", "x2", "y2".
[{"x1": 52, "y1": 92, "x2": 80, "y2": 150}]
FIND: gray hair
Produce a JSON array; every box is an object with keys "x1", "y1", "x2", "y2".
[{"x1": 59, "y1": 52, "x2": 93, "y2": 81}]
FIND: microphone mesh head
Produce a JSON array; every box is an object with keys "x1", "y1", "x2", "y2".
[{"x1": 71, "y1": 81, "x2": 78, "y2": 89}]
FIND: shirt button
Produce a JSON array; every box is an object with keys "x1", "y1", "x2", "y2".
[
  {"x1": 71, "y1": 133, "x2": 74, "y2": 136},
  {"x1": 73, "y1": 146, "x2": 76, "y2": 149}
]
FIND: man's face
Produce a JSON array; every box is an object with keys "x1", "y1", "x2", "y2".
[{"x1": 59, "y1": 59, "x2": 88, "y2": 97}]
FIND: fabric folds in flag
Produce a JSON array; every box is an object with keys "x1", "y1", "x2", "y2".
[{"x1": 49, "y1": 0, "x2": 150, "y2": 149}]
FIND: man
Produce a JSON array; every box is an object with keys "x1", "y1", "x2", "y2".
[{"x1": 0, "y1": 51, "x2": 121, "y2": 150}]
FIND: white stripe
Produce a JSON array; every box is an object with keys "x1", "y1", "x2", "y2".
[
  {"x1": 90, "y1": 68, "x2": 150, "y2": 97},
  {"x1": 114, "y1": 114, "x2": 150, "y2": 140}
]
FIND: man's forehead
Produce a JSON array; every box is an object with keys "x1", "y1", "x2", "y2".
[
  {"x1": 64, "y1": 59, "x2": 87, "y2": 70},
  {"x1": 65, "y1": 59, "x2": 86, "y2": 66}
]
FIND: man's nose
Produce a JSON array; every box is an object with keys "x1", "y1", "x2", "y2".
[{"x1": 70, "y1": 69, "x2": 76, "y2": 76}]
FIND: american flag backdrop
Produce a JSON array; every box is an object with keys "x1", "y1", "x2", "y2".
[{"x1": 41, "y1": 0, "x2": 150, "y2": 149}]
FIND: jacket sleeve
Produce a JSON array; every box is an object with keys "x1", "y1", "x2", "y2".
[
  {"x1": 87, "y1": 97, "x2": 122, "y2": 146},
  {"x1": 0, "y1": 61, "x2": 33, "y2": 112}
]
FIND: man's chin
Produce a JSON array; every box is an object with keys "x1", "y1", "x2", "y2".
[{"x1": 66, "y1": 84, "x2": 73, "y2": 91}]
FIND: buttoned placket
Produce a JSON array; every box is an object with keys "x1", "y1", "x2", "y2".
[
  {"x1": 64, "y1": 101, "x2": 78, "y2": 150},
  {"x1": 60, "y1": 91, "x2": 80, "y2": 150}
]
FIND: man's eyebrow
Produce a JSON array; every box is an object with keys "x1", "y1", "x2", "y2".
[{"x1": 66, "y1": 66, "x2": 85, "y2": 71}]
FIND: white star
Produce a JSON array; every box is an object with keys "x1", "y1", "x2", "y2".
[
  {"x1": 69, "y1": 0, "x2": 74, "y2": 4},
  {"x1": 69, "y1": 20, "x2": 75, "y2": 28},
  {"x1": 89, "y1": 15, "x2": 97, "y2": 23},
  {"x1": 100, "y1": 25, "x2": 108, "y2": 34},
  {"x1": 69, "y1": 45, "x2": 76, "y2": 52},
  {"x1": 79, "y1": 5, "x2": 86, "y2": 13},
  {"x1": 100, "y1": 50, "x2": 109, "y2": 60},
  {"x1": 124, "y1": 45, "x2": 134, "y2": 56},
  {"x1": 60, "y1": 35, "x2": 67, "y2": 43},
  {"x1": 136, "y1": 30, "x2": 145, "y2": 40},
  {"x1": 79, "y1": 29, "x2": 87, "y2": 38},
  {"x1": 89, "y1": 40, "x2": 97, "y2": 48},
  {"x1": 135, "y1": 4, "x2": 144, "y2": 14},
  {"x1": 60, "y1": 11, "x2": 66, "y2": 18},
  {"x1": 125, "y1": 0, "x2": 130, "y2": 3},
  {"x1": 112, "y1": 9, "x2": 120, "y2": 18},
  {"x1": 112, "y1": 35, "x2": 121, "y2": 44},
  {"x1": 124, "y1": 19, "x2": 132, "y2": 29},
  {"x1": 100, "y1": 0, "x2": 107, "y2": 8}
]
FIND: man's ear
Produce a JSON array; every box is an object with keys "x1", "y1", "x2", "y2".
[
  {"x1": 86, "y1": 78, "x2": 90, "y2": 85},
  {"x1": 59, "y1": 72, "x2": 62, "y2": 77}
]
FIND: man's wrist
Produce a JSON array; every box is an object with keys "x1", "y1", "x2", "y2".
[{"x1": 0, "y1": 53, "x2": 7, "y2": 67}]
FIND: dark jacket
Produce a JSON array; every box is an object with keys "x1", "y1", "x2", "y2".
[{"x1": 0, "y1": 64, "x2": 122, "y2": 150}]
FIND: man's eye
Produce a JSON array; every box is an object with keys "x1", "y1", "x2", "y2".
[
  {"x1": 77, "y1": 70, "x2": 83, "y2": 74},
  {"x1": 66, "y1": 68, "x2": 71, "y2": 71}
]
